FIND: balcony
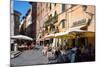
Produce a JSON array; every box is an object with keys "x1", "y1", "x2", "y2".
[
  {"x1": 51, "y1": 15, "x2": 58, "y2": 24},
  {"x1": 44, "y1": 15, "x2": 58, "y2": 27}
]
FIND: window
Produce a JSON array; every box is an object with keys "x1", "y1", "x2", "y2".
[
  {"x1": 50, "y1": 3, "x2": 52, "y2": 10},
  {"x1": 61, "y1": 20, "x2": 65, "y2": 28},
  {"x1": 54, "y1": 11, "x2": 57, "y2": 16},
  {"x1": 50, "y1": 24, "x2": 55, "y2": 32},
  {"x1": 82, "y1": 5, "x2": 87, "y2": 11},
  {"x1": 54, "y1": 3, "x2": 56, "y2": 6},
  {"x1": 53, "y1": 11, "x2": 58, "y2": 23},
  {"x1": 62, "y1": 21, "x2": 65, "y2": 28},
  {"x1": 49, "y1": 14, "x2": 52, "y2": 19},
  {"x1": 62, "y1": 4, "x2": 65, "y2": 12}
]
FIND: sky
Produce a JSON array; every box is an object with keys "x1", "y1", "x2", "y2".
[{"x1": 13, "y1": 0, "x2": 31, "y2": 21}]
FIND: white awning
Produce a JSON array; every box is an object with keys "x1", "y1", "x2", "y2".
[
  {"x1": 55, "y1": 28, "x2": 94, "y2": 38},
  {"x1": 11, "y1": 35, "x2": 33, "y2": 41},
  {"x1": 55, "y1": 32, "x2": 67, "y2": 37},
  {"x1": 45, "y1": 34, "x2": 55, "y2": 38}
]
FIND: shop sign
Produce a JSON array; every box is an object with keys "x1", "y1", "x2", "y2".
[{"x1": 72, "y1": 19, "x2": 86, "y2": 27}]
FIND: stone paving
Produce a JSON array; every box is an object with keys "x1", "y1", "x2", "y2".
[{"x1": 10, "y1": 46, "x2": 49, "y2": 66}]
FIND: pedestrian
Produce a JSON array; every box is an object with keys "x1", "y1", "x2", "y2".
[
  {"x1": 70, "y1": 44, "x2": 77, "y2": 63},
  {"x1": 60, "y1": 46, "x2": 65, "y2": 61},
  {"x1": 42, "y1": 44, "x2": 48, "y2": 56},
  {"x1": 75, "y1": 46, "x2": 82, "y2": 62},
  {"x1": 55, "y1": 48, "x2": 60, "y2": 58},
  {"x1": 54, "y1": 47, "x2": 64, "y2": 63}
]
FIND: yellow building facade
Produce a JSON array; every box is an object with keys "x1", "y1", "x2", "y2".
[{"x1": 37, "y1": 3, "x2": 95, "y2": 48}]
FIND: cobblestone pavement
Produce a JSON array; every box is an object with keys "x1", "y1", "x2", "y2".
[{"x1": 10, "y1": 46, "x2": 49, "y2": 66}]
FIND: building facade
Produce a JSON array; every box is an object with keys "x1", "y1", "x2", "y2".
[
  {"x1": 19, "y1": 8, "x2": 33, "y2": 38},
  {"x1": 13, "y1": 10, "x2": 21, "y2": 35},
  {"x1": 10, "y1": 9, "x2": 21, "y2": 37},
  {"x1": 30, "y1": 2, "x2": 37, "y2": 42},
  {"x1": 19, "y1": 2, "x2": 95, "y2": 49},
  {"x1": 19, "y1": 2, "x2": 37, "y2": 43},
  {"x1": 36, "y1": 2, "x2": 49, "y2": 43},
  {"x1": 10, "y1": 1, "x2": 21, "y2": 51},
  {"x1": 36, "y1": 3, "x2": 95, "y2": 49}
]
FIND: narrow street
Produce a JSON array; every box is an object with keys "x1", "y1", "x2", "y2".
[
  {"x1": 11, "y1": 46, "x2": 48, "y2": 66},
  {"x1": 10, "y1": 1, "x2": 95, "y2": 66}
]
